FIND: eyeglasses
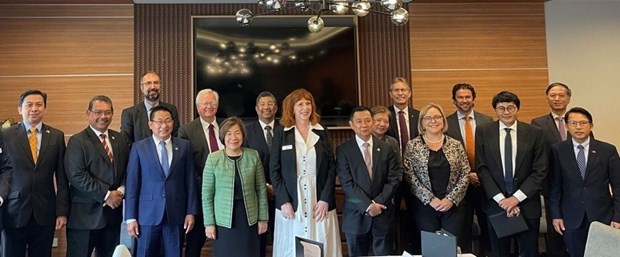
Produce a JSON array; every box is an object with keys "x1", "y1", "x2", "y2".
[
  {"x1": 151, "y1": 119, "x2": 173, "y2": 126},
  {"x1": 567, "y1": 120, "x2": 590, "y2": 127},
  {"x1": 258, "y1": 102, "x2": 275, "y2": 107},
  {"x1": 391, "y1": 88, "x2": 409, "y2": 93},
  {"x1": 495, "y1": 106, "x2": 517, "y2": 113},
  {"x1": 422, "y1": 115, "x2": 443, "y2": 123},
  {"x1": 90, "y1": 110, "x2": 113, "y2": 117},
  {"x1": 200, "y1": 102, "x2": 218, "y2": 107},
  {"x1": 141, "y1": 81, "x2": 161, "y2": 86}
]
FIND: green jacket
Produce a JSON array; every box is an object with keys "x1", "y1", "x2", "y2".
[{"x1": 202, "y1": 148, "x2": 268, "y2": 228}]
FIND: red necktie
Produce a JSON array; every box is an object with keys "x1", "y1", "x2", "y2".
[
  {"x1": 100, "y1": 134, "x2": 113, "y2": 163},
  {"x1": 398, "y1": 111, "x2": 409, "y2": 153},
  {"x1": 208, "y1": 124, "x2": 219, "y2": 152}
]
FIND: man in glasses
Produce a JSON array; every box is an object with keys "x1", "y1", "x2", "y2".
[
  {"x1": 549, "y1": 107, "x2": 620, "y2": 257},
  {"x1": 476, "y1": 91, "x2": 547, "y2": 257},
  {"x1": 121, "y1": 71, "x2": 180, "y2": 143}
]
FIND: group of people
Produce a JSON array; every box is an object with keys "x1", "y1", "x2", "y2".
[{"x1": 0, "y1": 71, "x2": 617, "y2": 257}]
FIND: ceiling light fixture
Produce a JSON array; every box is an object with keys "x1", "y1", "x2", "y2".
[{"x1": 235, "y1": 0, "x2": 412, "y2": 33}]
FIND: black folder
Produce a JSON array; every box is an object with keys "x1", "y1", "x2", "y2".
[
  {"x1": 295, "y1": 236, "x2": 323, "y2": 257},
  {"x1": 488, "y1": 211, "x2": 529, "y2": 238},
  {"x1": 421, "y1": 230, "x2": 457, "y2": 257}
]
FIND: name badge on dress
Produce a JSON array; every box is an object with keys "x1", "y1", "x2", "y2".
[{"x1": 282, "y1": 145, "x2": 293, "y2": 151}]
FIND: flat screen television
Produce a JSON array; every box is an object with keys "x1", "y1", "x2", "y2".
[{"x1": 193, "y1": 15, "x2": 360, "y2": 126}]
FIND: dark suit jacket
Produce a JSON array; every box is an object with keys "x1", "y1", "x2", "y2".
[
  {"x1": 125, "y1": 137, "x2": 198, "y2": 226},
  {"x1": 120, "y1": 101, "x2": 180, "y2": 143},
  {"x1": 476, "y1": 121, "x2": 547, "y2": 219},
  {"x1": 549, "y1": 139, "x2": 620, "y2": 229},
  {"x1": 336, "y1": 136, "x2": 400, "y2": 235},
  {"x1": 270, "y1": 124, "x2": 337, "y2": 211},
  {"x1": 2, "y1": 123, "x2": 69, "y2": 228},
  {"x1": 0, "y1": 131, "x2": 13, "y2": 231},
  {"x1": 178, "y1": 117, "x2": 224, "y2": 184},
  {"x1": 65, "y1": 127, "x2": 130, "y2": 230},
  {"x1": 245, "y1": 120, "x2": 280, "y2": 184},
  {"x1": 386, "y1": 106, "x2": 420, "y2": 147},
  {"x1": 446, "y1": 111, "x2": 494, "y2": 145},
  {"x1": 531, "y1": 113, "x2": 572, "y2": 197}
]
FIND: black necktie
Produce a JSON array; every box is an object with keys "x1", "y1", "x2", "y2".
[
  {"x1": 504, "y1": 128, "x2": 513, "y2": 194},
  {"x1": 265, "y1": 125, "x2": 273, "y2": 150}
]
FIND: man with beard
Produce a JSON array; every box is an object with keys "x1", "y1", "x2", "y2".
[
  {"x1": 65, "y1": 95, "x2": 131, "y2": 257},
  {"x1": 531, "y1": 82, "x2": 572, "y2": 257},
  {"x1": 121, "y1": 71, "x2": 180, "y2": 143},
  {"x1": 244, "y1": 91, "x2": 278, "y2": 257},
  {"x1": 445, "y1": 83, "x2": 493, "y2": 256}
]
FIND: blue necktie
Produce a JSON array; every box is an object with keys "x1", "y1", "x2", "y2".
[
  {"x1": 577, "y1": 144, "x2": 586, "y2": 179},
  {"x1": 160, "y1": 141, "x2": 170, "y2": 176},
  {"x1": 504, "y1": 128, "x2": 513, "y2": 194}
]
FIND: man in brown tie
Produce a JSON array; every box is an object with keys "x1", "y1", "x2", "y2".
[
  {"x1": 445, "y1": 83, "x2": 493, "y2": 256},
  {"x1": 531, "y1": 82, "x2": 572, "y2": 257},
  {"x1": 177, "y1": 88, "x2": 224, "y2": 257},
  {"x1": 337, "y1": 106, "x2": 400, "y2": 256}
]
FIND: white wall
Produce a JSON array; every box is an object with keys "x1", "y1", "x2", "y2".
[{"x1": 546, "y1": 0, "x2": 620, "y2": 146}]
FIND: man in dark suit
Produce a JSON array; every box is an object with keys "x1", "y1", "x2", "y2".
[
  {"x1": 121, "y1": 71, "x2": 180, "y2": 143},
  {"x1": 445, "y1": 83, "x2": 493, "y2": 256},
  {"x1": 550, "y1": 107, "x2": 620, "y2": 257},
  {"x1": 177, "y1": 88, "x2": 223, "y2": 257},
  {"x1": 337, "y1": 106, "x2": 400, "y2": 256},
  {"x1": 0, "y1": 130, "x2": 13, "y2": 233},
  {"x1": 126, "y1": 105, "x2": 198, "y2": 257},
  {"x1": 531, "y1": 82, "x2": 572, "y2": 257},
  {"x1": 476, "y1": 91, "x2": 547, "y2": 257},
  {"x1": 244, "y1": 91, "x2": 278, "y2": 257},
  {"x1": 1, "y1": 90, "x2": 69, "y2": 257},
  {"x1": 65, "y1": 95, "x2": 131, "y2": 257},
  {"x1": 385, "y1": 77, "x2": 420, "y2": 253}
]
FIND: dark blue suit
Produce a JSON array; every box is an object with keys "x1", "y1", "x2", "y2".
[
  {"x1": 550, "y1": 138, "x2": 620, "y2": 257},
  {"x1": 125, "y1": 136, "x2": 199, "y2": 257},
  {"x1": 0, "y1": 130, "x2": 13, "y2": 232}
]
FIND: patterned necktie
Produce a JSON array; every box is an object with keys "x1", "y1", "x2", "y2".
[
  {"x1": 265, "y1": 125, "x2": 273, "y2": 150},
  {"x1": 504, "y1": 128, "x2": 513, "y2": 194},
  {"x1": 100, "y1": 134, "x2": 113, "y2": 163},
  {"x1": 464, "y1": 115, "x2": 475, "y2": 169},
  {"x1": 208, "y1": 124, "x2": 219, "y2": 152},
  {"x1": 29, "y1": 127, "x2": 38, "y2": 164},
  {"x1": 160, "y1": 141, "x2": 170, "y2": 176},
  {"x1": 398, "y1": 110, "x2": 409, "y2": 153},
  {"x1": 362, "y1": 142, "x2": 372, "y2": 179},
  {"x1": 577, "y1": 144, "x2": 586, "y2": 179},
  {"x1": 556, "y1": 116, "x2": 567, "y2": 141}
]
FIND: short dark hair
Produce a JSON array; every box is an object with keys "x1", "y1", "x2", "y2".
[
  {"x1": 149, "y1": 105, "x2": 171, "y2": 121},
  {"x1": 19, "y1": 89, "x2": 47, "y2": 107},
  {"x1": 545, "y1": 82, "x2": 571, "y2": 97},
  {"x1": 451, "y1": 83, "x2": 477, "y2": 101},
  {"x1": 349, "y1": 106, "x2": 372, "y2": 120},
  {"x1": 564, "y1": 107, "x2": 593, "y2": 124},
  {"x1": 88, "y1": 95, "x2": 113, "y2": 112},
  {"x1": 255, "y1": 91, "x2": 277, "y2": 106},
  {"x1": 492, "y1": 91, "x2": 520, "y2": 109},
  {"x1": 140, "y1": 71, "x2": 160, "y2": 84},
  {"x1": 219, "y1": 116, "x2": 247, "y2": 145}
]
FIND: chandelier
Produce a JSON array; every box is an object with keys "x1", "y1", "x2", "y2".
[{"x1": 235, "y1": 0, "x2": 412, "y2": 33}]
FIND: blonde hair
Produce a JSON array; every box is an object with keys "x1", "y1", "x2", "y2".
[{"x1": 418, "y1": 103, "x2": 448, "y2": 134}]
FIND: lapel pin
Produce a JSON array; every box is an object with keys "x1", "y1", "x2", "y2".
[
  {"x1": 377, "y1": 148, "x2": 380, "y2": 152},
  {"x1": 174, "y1": 146, "x2": 179, "y2": 151},
  {"x1": 0, "y1": 147, "x2": 3, "y2": 154},
  {"x1": 592, "y1": 150, "x2": 596, "y2": 154},
  {"x1": 46, "y1": 130, "x2": 50, "y2": 134},
  {"x1": 111, "y1": 135, "x2": 115, "y2": 140}
]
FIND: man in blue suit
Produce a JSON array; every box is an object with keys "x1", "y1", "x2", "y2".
[
  {"x1": 0, "y1": 130, "x2": 13, "y2": 232},
  {"x1": 550, "y1": 107, "x2": 620, "y2": 257},
  {"x1": 125, "y1": 105, "x2": 199, "y2": 257}
]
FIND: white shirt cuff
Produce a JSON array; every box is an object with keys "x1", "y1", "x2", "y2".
[
  {"x1": 493, "y1": 193, "x2": 506, "y2": 204},
  {"x1": 513, "y1": 190, "x2": 527, "y2": 202},
  {"x1": 126, "y1": 219, "x2": 137, "y2": 224}
]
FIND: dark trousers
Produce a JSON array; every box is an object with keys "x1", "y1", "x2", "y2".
[
  {"x1": 1, "y1": 215, "x2": 55, "y2": 257},
  {"x1": 459, "y1": 185, "x2": 490, "y2": 256},
  {"x1": 184, "y1": 214, "x2": 206, "y2": 257},
  {"x1": 544, "y1": 197, "x2": 569, "y2": 257},
  {"x1": 345, "y1": 230, "x2": 394, "y2": 257},
  {"x1": 137, "y1": 216, "x2": 184, "y2": 257},
  {"x1": 563, "y1": 215, "x2": 590, "y2": 257},
  {"x1": 67, "y1": 224, "x2": 120, "y2": 257},
  {"x1": 413, "y1": 198, "x2": 464, "y2": 238},
  {"x1": 259, "y1": 199, "x2": 275, "y2": 257},
  {"x1": 395, "y1": 182, "x2": 421, "y2": 254},
  {"x1": 488, "y1": 216, "x2": 540, "y2": 257}
]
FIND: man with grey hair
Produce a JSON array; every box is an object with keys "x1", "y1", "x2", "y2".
[
  {"x1": 178, "y1": 88, "x2": 225, "y2": 257},
  {"x1": 121, "y1": 71, "x2": 180, "y2": 142}
]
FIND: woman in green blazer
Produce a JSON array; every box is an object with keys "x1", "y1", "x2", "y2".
[{"x1": 202, "y1": 117, "x2": 269, "y2": 257}]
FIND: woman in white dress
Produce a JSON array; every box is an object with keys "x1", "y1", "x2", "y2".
[{"x1": 270, "y1": 88, "x2": 342, "y2": 257}]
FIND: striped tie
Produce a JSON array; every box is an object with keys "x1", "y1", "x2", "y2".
[
  {"x1": 577, "y1": 145, "x2": 586, "y2": 179},
  {"x1": 29, "y1": 127, "x2": 38, "y2": 164},
  {"x1": 100, "y1": 134, "x2": 113, "y2": 163}
]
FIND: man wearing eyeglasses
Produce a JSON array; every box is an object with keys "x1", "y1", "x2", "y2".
[
  {"x1": 476, "y1": 91, "x2": 547, "y2": 257},
  {"x1": 65, "y1": 95, "x2": 131, "y2": 257},
  {"x1": 121, "y1": 71, "x2": 180, "y2": 143},
  {"x1": 549, "y1": 107, "x2": 620, "y2": 257},
  {"x1": 531, "y1": 82, "x2": 572, "y2": 257},
  {"x1": 177, "y1": 88, "x2": 224, "y2": 257},
  {"x1": 244, "y1": 91, "x2": 279, "y2": 257}
]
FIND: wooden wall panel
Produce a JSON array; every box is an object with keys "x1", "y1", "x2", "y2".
[{"x1": 410, "y1": 2, "x2": 549, "y2": 123}]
